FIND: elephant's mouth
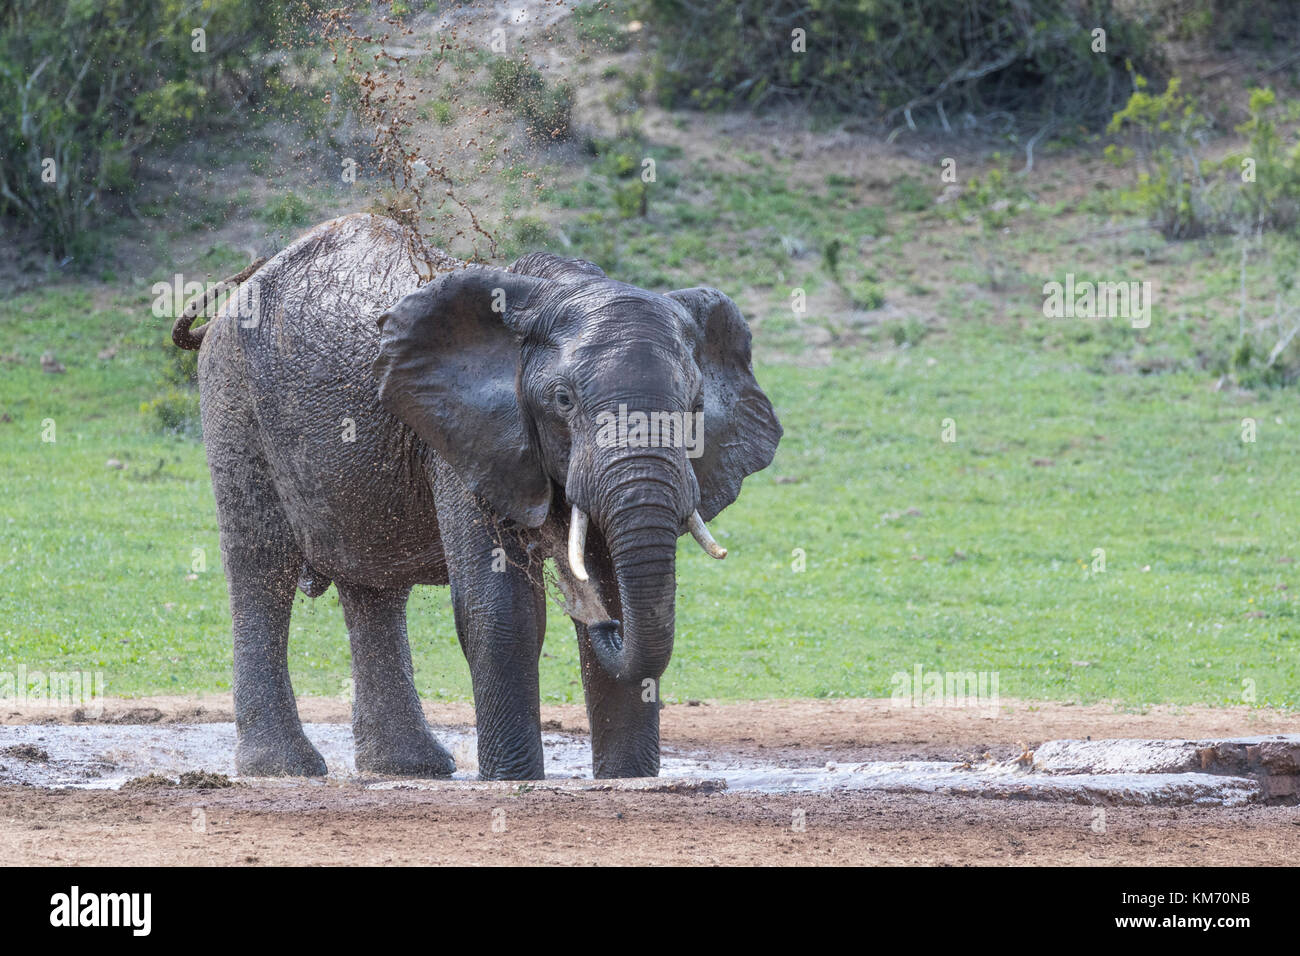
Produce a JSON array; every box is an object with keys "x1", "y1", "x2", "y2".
[
  {"x1": 554, "y1": 561, "x2": 615, "y2": 626},
  {"x1": 554, "y1": 499, "x2": 728, "y2": 684},
  {"x1": 552, "y1": 513, "x2": 616, "y2": 626}
]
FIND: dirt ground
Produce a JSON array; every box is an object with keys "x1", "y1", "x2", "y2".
[{"x1": 1, "y1": 696, "x2": 1297, "y2": 865}]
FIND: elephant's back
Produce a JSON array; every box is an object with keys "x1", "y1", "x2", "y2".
[
  {"x1": 227, "y1": 213, "x2": 438, "y2": 437},
  {"x1": 201, "y1": 213, "x2": 462, "y2": 587},
  {"x1": 247, "y1": 213, "x2": 455, "y2": 357}
]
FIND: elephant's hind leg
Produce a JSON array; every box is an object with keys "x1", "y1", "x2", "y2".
[
  {"x1": 337, "y1": 582, "x2": 455, "y2": 777},
  {"x1": 209, "y1": 450, "x2": 327, "y2": 776}
]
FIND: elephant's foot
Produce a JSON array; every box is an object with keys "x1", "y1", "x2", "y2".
[
  {"x1": 475, "y1": 737, "x2": 546, "y2": 781},
  {"x1": 235, "y1": 729, "x2": 328, "y2": 778},
  {"x1": 354, "y1": 725, "x2": 456, "y2": 777},
  {"x1": 592, "y1": 751, "x2": 660, "y2": 780},
  {"x1": 476, "y1": 759, "x2": 546, "y2": 782}
]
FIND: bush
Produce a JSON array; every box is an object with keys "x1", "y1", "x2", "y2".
[
  {"x1": 637, "y1": 0, "x2": 1162, "y2": 130},
  {"x1": 1141, "y1": 0, "x2": 1300, "y2": 48},
  {"x1": 1107, "y1": 80, "x2": 1300, "y2": 238},
  {"x1": 487, "y1": 57, "x2": 573, "y2": 139},
  {"x1": 487, "y1": 57, "x2": 545, "y2": 108},
  {"x1": 260, "y1": 192, "x2": 314, "y2": 229},
  {"x1": 141, "y1": 386, "x2": 201, "y2": 434},
  {"x1": 0, "y1": 0, "x2": 314, "y2": 257},
  {"x1": 590, "y1": 134, "x2": 651, "y2": 218},
  {"x1": 510, "y1": 216, "x2": 553, "y2": 251},
  {"x1": 848, "y1": 279, "x2": 886, "y2": 311},
  {"x1": 572, "y1": 2, "x2": 635, "y2": 53},
  {"x1": 1222, "y1": 89, "x2": 1300, "y2": 234}
]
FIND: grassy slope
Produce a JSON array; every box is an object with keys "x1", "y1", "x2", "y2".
[
  {"x1": 2, "y1": 12, "x2": 1299, "y2": 710},
  {"x1": 2, "y1": 265, "x2": 1298, "y2": 708}
]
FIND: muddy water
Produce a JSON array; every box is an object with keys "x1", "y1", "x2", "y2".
[{"x1": 0, "y1": 723, "x2": 1268, "y2": 806}]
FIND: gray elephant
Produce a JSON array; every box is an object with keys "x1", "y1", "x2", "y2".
[{"x1": 172, "y1": 213, "x2": 781, "y2": 779}]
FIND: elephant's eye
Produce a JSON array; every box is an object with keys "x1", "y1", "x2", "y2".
[{"x1": 554, "y1": 385, "x2": 575, "y2": 412}]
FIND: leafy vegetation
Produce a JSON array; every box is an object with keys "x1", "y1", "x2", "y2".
[
  {"x1": 638, "y1": 0, "x2": 1163, "y2": 129},
  {"x1": 0, "y1": 0, "x2": 321, "y2": 257},
  {"x1": 1107, "y1": 80, "x2": 1300, "y2": 239},
  {"x1": 486, "y1": 56, "x2": 574, "y2": 140}
]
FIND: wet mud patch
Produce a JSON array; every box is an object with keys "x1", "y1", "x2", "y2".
[{"x1": 0, "y1": 722, "x2": 1293, "y2": 807}]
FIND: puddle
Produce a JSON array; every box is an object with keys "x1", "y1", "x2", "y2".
[{"x1": 0, "y1": 723, "x2": 1274, "y2": 806}]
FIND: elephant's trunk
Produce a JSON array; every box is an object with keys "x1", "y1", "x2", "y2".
[{"x1": 584, "y1": 457, "x2": 683, "y2": 685}]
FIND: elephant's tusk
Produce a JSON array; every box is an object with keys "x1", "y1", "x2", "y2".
[
  {"x1": 568, "y1": 506, "x2": 590, "y2": 582},
  {"x1": 689, "y1": 510, "x2": 727, "y2": 559}
]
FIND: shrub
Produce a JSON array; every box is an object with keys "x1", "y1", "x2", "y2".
[
  {"x1": 525, "y1": 82, "x2": 575, "y2": 140},
  {"x1": 1107, "y1": 80, "x2": 1300, "y2": 239},
  {"x1": 486, "y1": 57, "x2": 573, "y2": 139},
  {"x1": 637, "y1": 0, "x2": 1162, "y2": 130},
  {"x1": 511, "y1": 216, "x2": 553, "y2": 250},
  {"x1": 1221, "y1": 88, "x2": 1300, "y2": 234},
  {"x1": 1142, "y1": 0, "x2": 1300, "y2": 48},
  {"x1": 141, "y1": 386, "x2": 201, "y2": 434},
  {"x1": 0, "y1": 0, "x2": 314, "y2": 257},
  {"x1": 848, "y1": 279, "x2": 886, "y2": 311},
  {"x1": 591, "y1": 134, "x2": 651, "y2": 218},
  {"x1": 487, "y1": 57, "x2": 545, "y2": 108},
  {"x1": 260, "y1": 192, "x2": 314, "y2": 229},
  {"x1": 1105, "y1": 77, "x2": 1214, "y2": 239},
  {"x1": 572, "y1": 2, "x2": 634, "y2": 53}
]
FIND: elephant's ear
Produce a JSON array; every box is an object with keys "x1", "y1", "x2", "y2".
[
  {"x1": 373, "y1": 267, "x2": 553, "y2": 527},
  {"x1": 668, "y1": 287, "x2": 783, "y2": 521}
]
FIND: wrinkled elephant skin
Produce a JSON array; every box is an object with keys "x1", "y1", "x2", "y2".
[{"x1": 189, "y1": 214, "x2": 781, "y2": 780}]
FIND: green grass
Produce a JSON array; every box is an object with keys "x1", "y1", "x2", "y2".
[{"x1": 2, "y1": 278, "x2": 1298, "y2": 708}]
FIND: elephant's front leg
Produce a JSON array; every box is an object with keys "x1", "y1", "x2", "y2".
[{"x1": 432, "y1": 461, "x2": 546, "y2": 780}]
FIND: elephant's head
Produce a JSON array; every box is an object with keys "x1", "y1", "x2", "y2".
[{"x1": 372, "y1": 254, "x2": 782, "y2": 686}]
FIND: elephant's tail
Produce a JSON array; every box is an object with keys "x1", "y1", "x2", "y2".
[{"x1": 172, "y1": 256, "x2": 269, "y2": 350}]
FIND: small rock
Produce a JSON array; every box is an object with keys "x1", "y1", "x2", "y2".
[{"x1": 106, "y1": 459, "x2": 125, "y2": 470}]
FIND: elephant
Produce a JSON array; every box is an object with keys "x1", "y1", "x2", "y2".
[{"x1": 172, "y1": 213, "x2": 782, "y2": 779}]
